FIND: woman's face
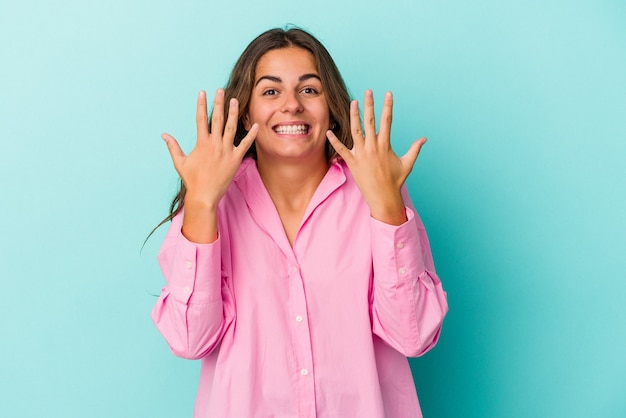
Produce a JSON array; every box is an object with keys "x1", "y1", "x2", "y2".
[{"x1": 245, "y1": 47, "x2": 331, "y2": 164}]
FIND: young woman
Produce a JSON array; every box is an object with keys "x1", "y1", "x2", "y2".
[{"x1": 152, "y1": 27, "x2": 448, "y2": 418}]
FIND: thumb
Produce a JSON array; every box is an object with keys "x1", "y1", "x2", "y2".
[
  {"x1": 401, "y1": 137, "x2": 427, "y2": 172},
  {"x1": 326, "y1": 130, "x2": 352, "y2": 162},
  {"x1": 235, "y1": 123, "x2": 258, "y2": 158},
  {"x1": 162, "y1": 133, "x2": 186, "y2": 170}
]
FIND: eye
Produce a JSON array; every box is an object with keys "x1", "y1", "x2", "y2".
[
  {"x1": 301, "y1": 87, "x2": 319, "y2": 95},
  {"x1": 262, "y1": 88, "x2": 278, "y2": 96}
]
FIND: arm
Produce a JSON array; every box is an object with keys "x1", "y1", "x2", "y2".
[
  {"x1": 151, "y1": 212, "x2": 235, "y2": 359},
  {"x1": 327, "y1": 90, "x2": 447, "y2": 356},
  {"x1": 369, "y1": 189, "x2": 448, "y2": 357},
  {"x1": 152, "y1": 90, "x2": 256, "y2": 358}
]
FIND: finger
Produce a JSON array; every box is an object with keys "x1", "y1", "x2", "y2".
[
  {"x1": 378, "y1": 91, "x2": 393, "y2": 144},
  {"x1": 162, "y1": 133, "x2": 186, "y2": 169},
  {"x1": 363, "y1": 90, "x2": 377, "y2": 141},
  {"x1": 326, "y1": 130, "x2": 353, "y2": 163},
  {"x1": 235, "y1": 123, "x2": 258, "y2": 158},
  {"x1": 223, "y1": 98, "x2": 239, "y2": 144},
  {"x1": 211, "y1": 89, "x2": 225, "y2": 139},
  {"x1": 349, "y1": 100, "x2": 364, "y2": 146},
  {"x1": 196, "y1": 90, "x2": 209, "y2": 141},
  {"x1": 401, "y1": 137, "x2": 427, "y2": 173}
]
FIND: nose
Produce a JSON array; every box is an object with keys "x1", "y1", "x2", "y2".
[{"x1": 280, "y1": 90, "x2": 303, "y2": 114}]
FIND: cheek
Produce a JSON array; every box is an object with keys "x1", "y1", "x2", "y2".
[
  {"x1": 246, "y1": 102, "x2": 272, "y2": 125},
  {"x1": 320, "y1": 108, "x2": 331, "y2": 128},
  {"x1": 320, "y1": 102, "x2": 331, "y2": 122}
]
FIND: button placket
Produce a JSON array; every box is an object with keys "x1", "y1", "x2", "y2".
[{"x1": 287, "y1": 260, "x2": 315, "y2": 412}]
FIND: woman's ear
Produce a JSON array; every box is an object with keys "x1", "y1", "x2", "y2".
[{"x1": 243, "y1": 114, "x2": 252, "y2": 130}]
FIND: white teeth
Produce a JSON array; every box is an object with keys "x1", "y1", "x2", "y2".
[{"x1": 274, "y1": 124, "x2": 308, "y2": 134}]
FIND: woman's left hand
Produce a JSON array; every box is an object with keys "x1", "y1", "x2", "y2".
[{"x1": 326, "y1": 90, "x2": 427, "y2": 225}]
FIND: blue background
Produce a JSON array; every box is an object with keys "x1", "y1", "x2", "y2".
[{"x1": 1, "y1": 0, "x2": 625, "y2": 417}]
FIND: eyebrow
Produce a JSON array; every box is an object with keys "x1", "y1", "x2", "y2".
[{"x1": 254, "y1": 73, "x2": 321, "y2": 87}]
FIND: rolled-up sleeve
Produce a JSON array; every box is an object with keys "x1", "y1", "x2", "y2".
[
  {"x1": 151, "y1": 212, "x2": 234, "y2": 360},
  {"x1": 370, "y1": 205, "x2": 448, "y2": 358}
]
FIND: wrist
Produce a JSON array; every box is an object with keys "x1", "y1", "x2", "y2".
[
  {"x1": 183, "y1": 193, "x2": 220, "y2": 211},
  {"x1": 181, "y1": 198, "x2": 220, "y2": 244},
  {"x1": 367, "y1": 191, "x2": 407, "y2": 226}
]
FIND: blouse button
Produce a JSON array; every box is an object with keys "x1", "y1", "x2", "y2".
[
  {"x1": 398, "y1": 267, "x2": 407, "y2": 276},
  {"x1": 295, "y1": 315, "x2": 303, "y2": 323},
  {"x1": 396, "y1": 242, "x2": 405, "y2": 249},
  {"x1": 185, "y1": 261, "x2": 193, "y2": 269},
  {"x1": 300, "y1": 368, "x2": 309, "y2": 376}
]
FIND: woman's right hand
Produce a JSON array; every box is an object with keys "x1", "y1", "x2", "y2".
[{"x1": 162, "y1": 89, "x2": 258, "y2": 242}]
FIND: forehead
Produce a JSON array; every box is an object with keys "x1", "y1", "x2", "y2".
[{"x1": 255, "y1": 47, "x2": 318, "y2": 80}]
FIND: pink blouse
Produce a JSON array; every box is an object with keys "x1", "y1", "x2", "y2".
[{"x1": 152, "y1": 158, "x2": 448, "y2": 418}]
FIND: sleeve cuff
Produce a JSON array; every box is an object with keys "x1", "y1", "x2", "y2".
[
  {"x1": 370, "y1": 207, "x2": 426, "y2": 284},
  {"x1": 158, "y1": 223, "x2": 222, "y2": 304}
]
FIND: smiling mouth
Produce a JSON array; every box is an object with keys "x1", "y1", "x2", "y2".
[{"x1": 273, "y1": 124, "x2": 310, "y2": 135}]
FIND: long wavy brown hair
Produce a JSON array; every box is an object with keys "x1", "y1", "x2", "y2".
[{"x1": 151, "y1": 27, "x2": 353, "y2": 235}]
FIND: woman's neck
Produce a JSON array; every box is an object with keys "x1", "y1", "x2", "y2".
[{"x1": 256, "y1": 155, "x2": 329, "y2": 211}]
